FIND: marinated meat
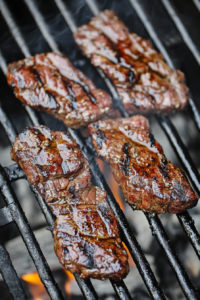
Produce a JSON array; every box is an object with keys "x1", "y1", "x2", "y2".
[
  {"x1": 11, "y1": 126, "x2": 129, "y2": 280},
  {"x1": 74, "y1": 10, "x2": 188, "y2": 115},
  {"x1": 88, "y1": 116, "x2": 198, "y2": 214},
  {"x1": 7, "y1": 52, "x2": 114, "y2": 128}
]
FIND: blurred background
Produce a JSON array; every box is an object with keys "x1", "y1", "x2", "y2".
[{"x1": 1, "y1": 0, "x2": 200, "y2": 299}]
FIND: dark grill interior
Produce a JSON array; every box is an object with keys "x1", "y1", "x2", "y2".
[{"x1": 1, "y1": 0, "x2": 200, "y2": 299}]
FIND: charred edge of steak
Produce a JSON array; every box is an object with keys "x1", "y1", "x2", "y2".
[
  {"x1": 158, "y1": 158, "x2": 170, "y2": 180},
  {"x1": 148, "y1": 132, "x2": 155, "y2": 147}
]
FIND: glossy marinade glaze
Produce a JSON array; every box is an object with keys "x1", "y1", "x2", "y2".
[
  {"x1": 88, "y1": 116, "x2": 198, "y2": 214},
  {"x1": 74, "y1": 10, "x2": 188, "y2": 115},
  {"x1": 11, "y1": 126, "x2": 129, "y2": 280},
  {"x1": 7, "y1": 52, "x2": 114, "y2": 128}
]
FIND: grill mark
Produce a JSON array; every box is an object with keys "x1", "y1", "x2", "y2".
[
  {"x1": 89, "y1": 25, "x2": 137, "y2": 84},
  {"x1": 45, "y1": 90, "x2": 59, "y2": 109},
  {"x1": 96, "y1": 130, "x2": 105, "y2": 149},
  {"x1": 98, "y1": 47, "x2": 136, "y2": 83},
  {"x1": 121, "y1": 143, "x2": 130, "y2": 176},
  {"x1": 68, "y1": 185, "x2": 75, "y2": 193},
  {"x1": 78, "y1": 81, "x2": 97, "y2": 105},
  {"x1": 70, "y1": 77, "x2": 97, "y2": 105},
  {"x1": 81, "y1": 242, "x2": 95, "y2": 269},
  {"x1": 128, "y1": 70, "x2": 135, "y2": 84},
  {"x1": 158, "y1": 161, "x2": 170, "y2": 180},
  {"x1": 62, "y1": 79, "x2": 77, "y2": 110},
  {"x1": 53, "y1": 57, "x2": 97, "y2": 105},
  {"x1": 148, "y1": 132, "x2": 155, "y2": 147},
  {"x1": 92, "y1": 123, "x2": 99, "y2": 129},
  {"x1": 28, "y1": 66, "x2": 42, "y2": 85},
  {"x1": 149, "y1": 94, "x2": 156, "y2": 106}
]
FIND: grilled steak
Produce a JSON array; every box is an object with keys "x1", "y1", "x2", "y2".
[
  {"x1": 11, "y1": 126, "x2": 129, "y2": 280},
  {"x1": 7, "y1": 52, "x2": 114, "y2": 128},
  {"x1": 74, "y1": 10, "x2": 188, "y2": 115},
  {"x1": 88, "y1": 116, "x2": 198, "y2": 214}
]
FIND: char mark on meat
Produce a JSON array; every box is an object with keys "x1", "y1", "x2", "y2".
[
  {"x1": 96, "y1": 130, "x2": 105, "y2": 149},
  {"x1": 74, "y1": 10, "x2": 189, "y2": 115},
  {"x1": 88, "y1": 115, "x2": 198, "y2": 214},
  {"x1": 11, "y1": 126, "x2": 129, "y2": 280},
  {"x1": 7, "y1": 52, "x2": 115, "y2": 128},
  {"x1": 121, "y1": 143, "x2": 130, "y2": 176}
]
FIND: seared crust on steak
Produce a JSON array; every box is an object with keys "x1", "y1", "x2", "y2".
[
  {"x1": 11, "y1": 126, "x2": 129, "y2": 280},
  {"x1": 7, "y1": 52, "x2": 114, "y2": 128},
  {"x1": 74, "y1": 10, "x2": 188, "y2": 115},
  {"x1": 88, "y1": 116, "x2": 198, "y2": 214}
]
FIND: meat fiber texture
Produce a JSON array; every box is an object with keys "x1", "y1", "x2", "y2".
[
  {"x1": 74, "y1": 10, "x2": 189, "y2": 115},
  {"x1": 88, "y1": 116, "x2": 198, "y2": 214},
  {"x1": 7, "y1": 52, "x2": 114, "y2": 128},
  {"x1": 11, "y1": 126, "x2": 129, "y2": 280}
]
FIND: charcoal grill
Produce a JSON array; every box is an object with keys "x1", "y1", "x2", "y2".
[{"x1": 0, "y1": 0, "x2": 200, "y2": 299}]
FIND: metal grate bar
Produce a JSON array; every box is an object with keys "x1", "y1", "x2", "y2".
[
  {"x1": 128, "y1": 0, "x2": 200, "y2": 132},
  {"x1": 0, "y1": 101, "x2": 17, "y2": 145},
  {"x1": 158, "y1": 116, "x2": 200, "y2": 257},
  {"x1": 157, "y1": 116, "x2": 200, "y2": 192},
  {"x1": 192, "y1": 0, "x2": 200, "y2": 12},
  {"x1": 4, "y1": 163, "x2": 25, "y2": 182},
  {"x1": 53, "y1": 1, "x2": 200, "y2": 299},
  {"x1": 0, "y1": 206, "x2": 13, "y2": 227},
  {"x1": 144, "y1": 212, "x2": 200, "y2": 299},
  {"x1": 0, "y1": 165, "x2": 65, "y2": 300},
  {"x1": 177, "y1": 211, "x2": 200, "y2": 259},
  {"x1": 22, "y1": 0, "x2": 61, "y2": 54},
  {"x1": 0, "y1": 1, "x2": 30, "y2": 58},
  {"x1": 0, "y1": 240, "x2": 27, "y2": 300},
  {"x1": 0, "y1": 2, "x2": 167, "y2": 299},
  {"x1": 160, "y1": 0, "x2": 200, "y2": 65},
  {"x1": 110, "y1": 279, "x2": 133, "y2": 300}
]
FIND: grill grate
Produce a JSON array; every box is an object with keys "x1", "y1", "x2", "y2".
[{"x1": 0, "y1": 0, "x2": 200, "y2": 299}]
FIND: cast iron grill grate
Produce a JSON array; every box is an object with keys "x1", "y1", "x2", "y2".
[{"x1": 0, "y1": 0, "x2": 200, "y2": 299}]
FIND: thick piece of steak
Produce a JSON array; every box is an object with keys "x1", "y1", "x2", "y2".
[
  {"x1": 88, "y1": 116, "x2": 198, "y2": 214},
  {"x1": 11, "y1": 126, "x2": 129, "y2": 280},
  {"x1": 7, "y1": 52, "x2": 114, "y2": 128},
  {"x1": 74, "y1": 10, "x2": 188, "y2": 115}
]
